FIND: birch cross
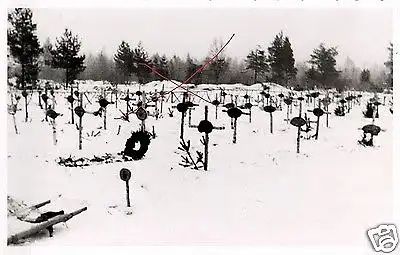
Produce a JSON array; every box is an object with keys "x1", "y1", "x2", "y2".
[
  {"x1": 46, "y1": 108, "x2": 62, "y2": 146},
  {"x1": 74, "y1": 93, "x2": 85, "y2": 150},
  {"x1": 321, "y1": 96, "x2": 332, "y2": 127},
  {"x1": 307, "y1": 107, "x2": 325, "y2": 140},
  {"x1": 211, "y1": 95, "x2": 221, "y2": 120}
]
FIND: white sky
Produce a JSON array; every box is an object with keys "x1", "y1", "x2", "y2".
[{"x1": 31, "y1": 7, "x2": 392, "y2": 69}]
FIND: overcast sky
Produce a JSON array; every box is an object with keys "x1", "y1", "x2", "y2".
[{"x1": 31, "y1": 7, "x2": 392, "y2": 69}]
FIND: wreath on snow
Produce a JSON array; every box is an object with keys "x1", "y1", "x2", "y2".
[{"x1": 123, "y1": 130, "x2": 152, "y2": 160}]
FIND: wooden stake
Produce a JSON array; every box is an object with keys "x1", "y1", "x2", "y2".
[
  {"x1": 78, "y1": 94, "x2": 83, "y2": 150},
  {"x1": 38, "y1": 90, "x2": 42, "y2": 109},
  {"x1": 160, "y1": 84, "x2": 164, "y2": 114},
  {"x1": 44, "y1": 87, "x2": 48, "y2": 121},
  {"x1": 188, "y1": 108, "x2": 192, "y2": 126},
  {"x1": 125, "y1": 180, "x2": 131, "y2": 207},
  {"x1": 296, "y1": 126, "x2": 301, "y2": 153},
  {"x1": 299, "y1": 101, "x2": 303, "y2": 117},
  {"x1": 51, "y1": 118, "x2": 57, "y2": 146},
  {"x1": 103, "y1": 90, "x2": 107, "y2": 130},
  {"x1": 249, "y1": 107, "x2": 252, "y2": 123},
  {"x1": 13, "y1": 114, "x2": 18, "y2": 135},
  {"x1": 326, "y1": 104, "x2": 329, "y2": 127},
  {"x1": 141, "y1": 92, "x2": 146, "y2": 132},
  {"x1": 204, "y1": 106, "x2": 210, "y2": 171},
  {"x1": 315, "y1": 116, "x2": 320, "y2": 140},
  {"x1": 24, "y1": 93, "x2": 28, "y2": 122},
  {"x1": 269, "y1": 112, "x2": 273, "y2": 134},
  {"x1": 115, "y1": 84, "x2": 118, "y2": 108},
  {"x1": 233, "y1": 117, "x2": 238, "y2": 144},
  {"x1": 70, "y1": 85, "x2": 74, "y2": 124},
  {"x1": 180, "y1": 95, "x2": 186, "y2": 139},
  {"x1": 11, "y1": 94, "x2": 18, "y2": 134},
  {"x1": 287, "y1": 105, "x2": 290, "y2": 124}
]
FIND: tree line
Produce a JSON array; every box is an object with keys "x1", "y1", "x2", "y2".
[{"x1": 8, "y1": 8, "x2": 393, "y2": 93}]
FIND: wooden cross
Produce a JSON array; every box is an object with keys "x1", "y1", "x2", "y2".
[
  {"x1": 189, "y1": 105, "x2": 224, "y2": 171},
  {"x1": 224, "y1": 107, "x2": 249, "y2": 144}
]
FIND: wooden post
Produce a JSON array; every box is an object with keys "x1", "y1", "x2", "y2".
[
  {"x1": 269, "y1": 112, "x2": 273, "y2": 134},
  {"x1": 38, "y1": 90, "x2": 42, "y2": 109},
  {"x1": 160, "y1": 84, "x2": 164, "y2": 114},
  {"x1": 70, "y1": 85, "x2": 74, "y2": 124},
  {"x1": 180, "y1": 94, "x2": 186, "y2": 140},
  {"x1": 44, "y1": 87, "x2": 48, "y2": 121},
  {"x1": 141, "y1": 92, "x2": 146, "y2": 132},
  {"x1": 249, "y1": 107, "x2": 252, "y2": 123},
  {"x1": 315, "y1": 115, "x2": 320, "y2": 140},
  {"x1": 296, "y1": 126, "x2": 301, "y2": 153},
  {"x1": 372, "y1": 106, "x2": 376, "y2": 124},
  {"x1": 115, "y1": 84, "x2": 118, "y2": 108},
  {"x1": 78, "y1": 94, "x2": 83, "y2": 150},
  {"x1": 326, "y1": 104, "x2": 329, "y2": 127},
  {"x1": 24, "y1": 92, "x2": 28, "y2": 122},
  {"x1": 287, "y1": 105, "x2": 290, "y2": 124},
  {"x1": 11, "y1": 94, "x2": 18, "y2": 134},
  {"x1": 52, "y1": 118, "x2": 57, "y2": 146},
  {"x1": 204, "y1": 106, "x2": 210, "y2": 171},
  {"x1": 126, "y1": 181, "x2": 131, "y2": 207},
  {"x1": 233, "y1": 117, "x2": 238, "y2": 144},
  {"x1": 188, "y1": 108, "x2": 192, "y2": 126},
  {"x1": 102, "y1": 89, "x2": 107, "y2": 130},
  {"x1": 154, "y1": 89, "x2": 158, "y2": 120},
  {"x1": 299, "y1": 100, "x2": 303, "y2": 117},
  {"x1": 215, "y1": 94, "x2": 218, "y2": 120},
  {"x1": 52, "y1": 88, "x2": 56, "y2": 111}
]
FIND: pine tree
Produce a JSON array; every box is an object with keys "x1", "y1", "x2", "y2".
[
  {"x1": 282, "y1": 37, "x2": 297, "y2": 82},
  {"x1": 49, "y1": 28, "x2": 86, "y2": 89},
  {"x1": 38, "y1": 38, "x2": 64, "y2": 82},
  {"x1": 96, "y1": 51, "x2": 113, "y2": 81},
  {"x1": 185, "y1": 54, "x2": 202, "y2": 85},
  {"x1": 151, "y1": 53, "x2": 169, "y2": 80},
  {"x1": 268, "y1": 32, "x2": 285, "y2": 84},
  {"x1": 8, "y1": 8, "x2": 42, "y2": 89},
  {"x1": 168, "y1": 55, "x2": 186, "y2": 82},
  {"x1": 245, "y1": 45, "x2": 269, "y2": 84},
  {"x1": 360, "y1": 69, "x2": 371, "y2": 83},
  {"x1": 114, "y1": 41, "x2": 134, "y2": 84},
  {"x1": 132, "y1": 41, "x2": 152, "y2": 84},
  {"x1": 342, "y1": 57, "x2": 361, "y2": 90},
  {"x1": 308, "y1": 43, "x2": 339, "y2": 88},
  {"x1": 157, "y1": 54, "x2": 169, "y2": 80},
  {"x1": 384, "y1": 42, "x2": 393, "y2": 89}
]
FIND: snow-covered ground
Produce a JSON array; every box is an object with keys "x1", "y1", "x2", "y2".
[{"x1": 6, "y1": 82, "x2": 393, "y2": 248}]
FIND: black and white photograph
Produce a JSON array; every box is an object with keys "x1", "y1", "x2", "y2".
[{"x1": 4, "y1": 0, "x2": 398, "y2": 253}]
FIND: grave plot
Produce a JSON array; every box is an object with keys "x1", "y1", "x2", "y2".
[
  {"x1": 7, "y1": 16, "x2": 393, "y2": 246},
  {"x1": 7, "y1": 80, "x2": 393, "y2": 246}
]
